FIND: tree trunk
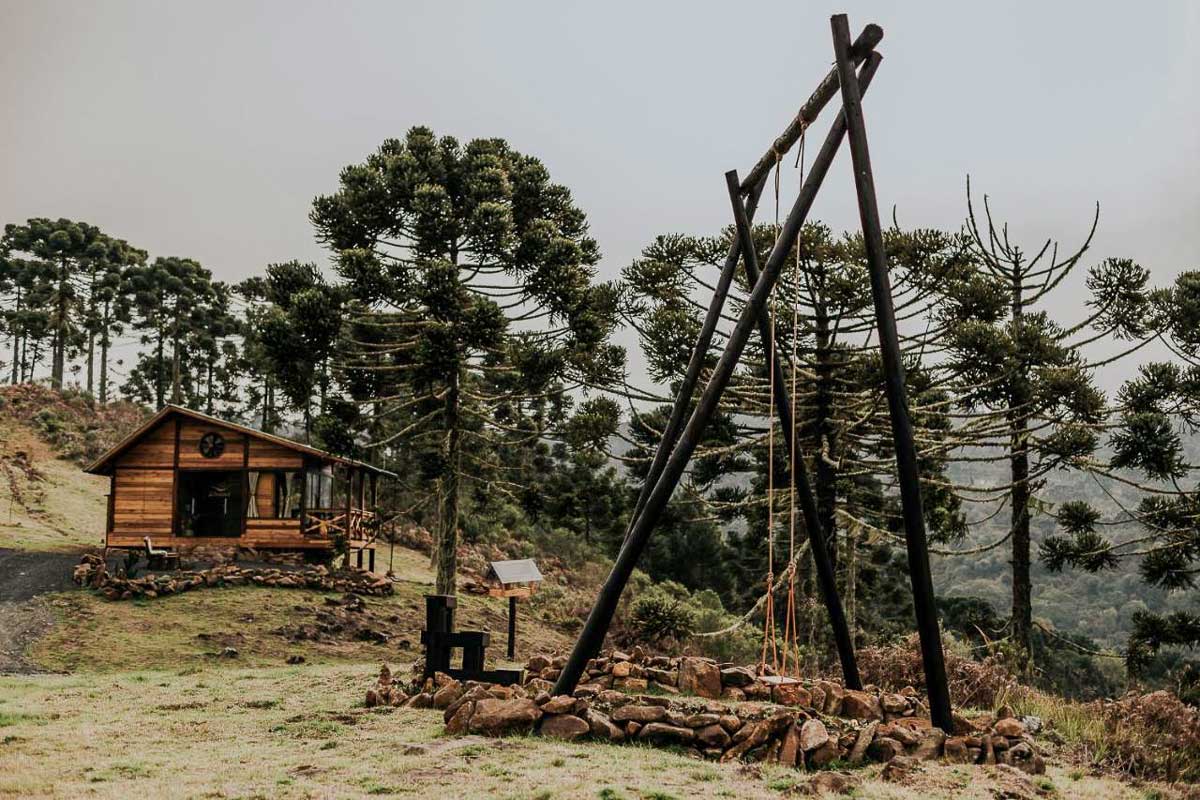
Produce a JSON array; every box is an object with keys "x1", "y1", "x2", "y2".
[
  {"x1": 170, "y1": 322, "x2": 182, "y2": 405},
  {"x1": 154, "y1": 323, "x2": 165, "y2": 409},
  {"x1": 9, "y1": 285, "x2": 21, "y2": 385},
  {"x1": 812, "y1": 301, "x2": 839, "y2": 566},
  {"x1": 434, "y1": 369, "x2": 461, "y2": 596},
  {"x1": 1009, "y1": 273, "x2": 1034, "y2": 675},
  {"x1": 98, "y1": 299, "x2": 111, "y2": 404},
  {"x1": 85, "y1": 330, "x2": 95, "y2": 400},
  {"x1": 845, "y1": 516, "x2": 858, "y2": 642},
  {"x1": 51, "y1": 258, "x2": 67, "y2": 390}
]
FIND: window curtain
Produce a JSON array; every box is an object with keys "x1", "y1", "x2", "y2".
[{"x1": 246, "y1": 471, "x2": 260, "y2": 519}]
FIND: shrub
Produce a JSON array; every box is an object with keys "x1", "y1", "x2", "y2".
[
  {"x1": 628, "y1": 586, "x2": 696, "y2": 646},
  {"x1": 851, "y1": 632, "x2": 1018, "y2": 708}
]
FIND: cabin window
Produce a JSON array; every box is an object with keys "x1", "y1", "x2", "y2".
[
  {"x1": 177, "y1": 471, "x2": 243, "y2": 537},
  {"x1": 306, "y1": 466, "x2": 334, "y2": 510},
  {"x1": 245, "y1": 470, "x2": 302, "y2": 519}
]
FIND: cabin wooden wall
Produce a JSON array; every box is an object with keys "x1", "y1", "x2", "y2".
[{"x1": 105, "y1": 415, "x2": 336, "y2": 551}]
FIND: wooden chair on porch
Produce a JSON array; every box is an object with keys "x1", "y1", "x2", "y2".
[{"x1": 143, "y1": 537, "x2": 181, "y2": 571}]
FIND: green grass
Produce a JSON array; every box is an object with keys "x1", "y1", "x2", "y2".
[{"x1": 0, "y1": 662, "x2": 1166, "y2": 800}]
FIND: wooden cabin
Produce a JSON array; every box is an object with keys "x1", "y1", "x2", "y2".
[{"x1": 84, "y1": 405, "x2": 395, "y2": 568}]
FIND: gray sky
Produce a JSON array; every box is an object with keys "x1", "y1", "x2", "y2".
[{"x1": 2, "y1": 1, "x2": 1197, "y2": 391}]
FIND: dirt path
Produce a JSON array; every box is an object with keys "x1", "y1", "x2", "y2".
[{"x1": 0, "y1": 548, "x2": 82, "y2": 673}]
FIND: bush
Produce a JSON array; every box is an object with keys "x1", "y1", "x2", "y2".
[
  {"x1": 628, "y1": 585, "x2": 696, "y2": 646},
  {"x1": 852, "y1": 632, "x2": 1018, "y2": 708}
]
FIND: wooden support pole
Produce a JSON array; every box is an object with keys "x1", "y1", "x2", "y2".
[
  {"x1": 553, "y1": 80, "x2": 865, "y2": 698},
  {"x1": 830, "y1": 13, "x2": 952, "y2": 732},
  {"x1": 507, "y1": 595, "x2": 517, "y2": 660},
  {"x1": 623, "y1": 25, "x2": 885, "y2": 544}
]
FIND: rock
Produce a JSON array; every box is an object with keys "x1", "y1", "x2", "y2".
[
  {"x1": 527, "y1": 654, "x2": 551, "y2": 673},
  {"x1": 720, "y1": 687, "x2": 746, "y2": 702},
  {"x1": 525, "y1": 677, "x2": 554, "y2": 695},
  {"x1": 445, "y1": 701, "x2": 475, "y2": 735},
  {"x1": 866, "y1": 736, "x2": 905, "y2": 762},
  {"x1": 880, "y1": 722, "x2": 920, "y2": 748},
  {"x1": 540, "y1": 714, "x2": 590, "y2": 741},
  {"x1": 220, "y1": 647, "x2": 238, "y2": 658},
  {"x1": 940, "y1": 738, "x2": 969, "y2": 762},
  {"x1": 586, "y1": 710, "x2": 625, "y2": 742},
  {"x1": 719, "y1": 666, "x2": 756, "y2": 687},
  {"x1": 799, "y1": 719, "x2": 830, "y2": 752},
  {"x1": 610, "y1": 704, "x2": 667, "y2": 724},
  {"x1": 678, "y1": 657, "x2": 722, "y2": 699},
  {"x1": 611, "y1": 660, "x2": 633, "y2": 678},
  {"x1": 848, "y1": 720, "x2": 877, "y2": 764},
  {"x1": 808, "y1": 739, "x2": 841, "y2": 768},
  {"x1": 695, "y1": 723, "x2": 731, "y2": 750},
  {"x1": 841, "y1": 690, "x2": 883, "y2": 721},
  {"x1": 880, "y1": 693, "x2": 908, "y2": 716},
  {"x1": 285, "y1": 654, "x2": 305, "y2": 665},
  {"x1": 432, "y1": 681, "x2": 465, "y2": 710},
  {"x1": 881, "y1": 755, "x2": 918, "y2": 782},
  {"x1": 995, "y1": 704, "x2": 1015, "y2": 721},
  {"x1": 637, "y1": 722, "x2": 695, "y2": 746},
  {"x1": 624, "y1": 721, "x2": 641, "y2": 738},
  {"x1": 596, "y1": 689, "x2": 628, "y2": 706},
  {"x1": 778, "y1": 723, "x2": 803, "y2": 768},
  {"x1": 467, "y1": 698, "x2": 543, "y2": 736},
  {"x1": 1020, "y1": 715, "x2": 1043, "y2": 734},
  {"x1": 912, "y1": 728, "x2": 946, "y2": 760},
  {"x1": 645, "y1": 667, "x2": 676, "y2": 686},
  {"x1": 614, "y1": 677, "x2": 648, "y2": 692},
  {"x1": 951, "y1": 711, "x2": 977, "y2": 735},
  {"x1": 718, "y1": 714, "x2": 741, "y2": 734},
  {"x1": 1015, "y1": 753, "x2": 1046, "y2": 776},
  {"x1": 816, "y1": 680, "x2": 844, "y2": 716},
  {"x1": 404, "y1": 692, "x2": 433, "y2": 709},
  {"x1": 804, "y1": 772, "x2": 857, "y2": 796},
  {"x1": 540, "y1": 695, "x2": 578, "y2": 715},
  {"x1": 994, "y1": 718, "x2": 1026, "y2": 737},
  {"x1": 773, "y1": 682, "x2": 812, "y2": 708},
  {"x1": 365, "y1": 688, "x2": 381, "y2": 708}
]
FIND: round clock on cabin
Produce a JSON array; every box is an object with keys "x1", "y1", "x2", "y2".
[{"x1": 198, "y1": 431, "x2": 226, "y2": 459}]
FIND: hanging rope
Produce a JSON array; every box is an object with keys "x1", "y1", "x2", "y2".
[
  {"x1": 782, "y1": 123, "x2": 807, "y2": 677},
  {"x1": 761, "y1": 151, "x2": 782, "y2": 672}
]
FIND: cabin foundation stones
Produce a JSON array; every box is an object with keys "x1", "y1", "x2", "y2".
[
  {"x1": 72, "y1": 552, "x2": 393, "y2": 600},
  {"x1": 367, "y1": 650, "x2": 1048, "y2": 776}
]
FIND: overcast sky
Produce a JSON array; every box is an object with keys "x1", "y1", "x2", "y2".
[{"x1": 2, "y1": 1, "x2": 1197, "y2": 391}]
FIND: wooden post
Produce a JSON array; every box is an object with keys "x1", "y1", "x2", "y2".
[
  {"x1": 507, "y1": 595, "x2": 517, "y2": 660},
  {"x1": 552, "y1": 84, "x2": 863, "y2": 698},
  {"x1": 831, "y1": 13, "x2": 952, "y2": 732},
  {"x1": 344, "y1": 465, "x2": 353, "y2": 569},
  {"x1": 624, "y1": 24, "x2": 884, "y2": 543}
]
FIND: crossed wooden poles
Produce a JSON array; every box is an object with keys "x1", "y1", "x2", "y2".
[{"x1": 554, "y1": 14, "x2": 953, "y2": 733}]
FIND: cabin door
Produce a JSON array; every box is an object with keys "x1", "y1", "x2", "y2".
[{"x1": 177, "y1": 470, "x2": 244, "y2": 537}]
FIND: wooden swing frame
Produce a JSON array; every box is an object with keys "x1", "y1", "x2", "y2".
[{"x1": 555, "y1": 14, "x2": 953, "y2": 732}]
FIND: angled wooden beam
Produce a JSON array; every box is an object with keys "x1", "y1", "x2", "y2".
[
  {"x1": 553, "y1": 63, "x2": 872, "y2": 696},
  {"x1": 624, "y1": 25, "x2": 886, "y2": 544},
  {"x1": 831, "y1": 12, "x2": 953, "y2": 731}
]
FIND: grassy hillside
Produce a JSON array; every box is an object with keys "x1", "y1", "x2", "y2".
[
  {"x1": 29, "y1": 546, "x2": 572, "y2": 674},
  {"x1": 0, "y1": 420, "x2": 109, "y2": 551},
  {"x1": 0, "y1": 385, "x2": 144, "y2": 552}
]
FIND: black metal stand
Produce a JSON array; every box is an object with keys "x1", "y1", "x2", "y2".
[{"x1": 421, "y1": 595, "x2": 523, "y2": 686}]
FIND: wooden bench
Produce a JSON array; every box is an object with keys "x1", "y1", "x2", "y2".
[{"x1": 143, "y1": 537, "x2": 181, "y2": 571}]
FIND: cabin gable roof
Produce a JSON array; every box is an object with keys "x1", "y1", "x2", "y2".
[{"x1": 83, "y1": 405, "x2": 395, "y2": 477}]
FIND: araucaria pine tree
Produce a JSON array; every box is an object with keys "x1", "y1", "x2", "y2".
[
  {"x1": 310, "y1": 127, "x2": 624, "y2": 595},
  {"x1": 1041, "y1": 269, "x2": 1200, "y2": 675},
  {"x1": 940, "y1": 182, "x2": 1151, "y2": 672}
]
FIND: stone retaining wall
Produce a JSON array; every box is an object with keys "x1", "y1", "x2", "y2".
[
  {"x1": 368, "y1": 650, "x2": 1047, "y2": 776},
  {"x1": 71, "y1": 553, "x2": 393, "y2": 600}
]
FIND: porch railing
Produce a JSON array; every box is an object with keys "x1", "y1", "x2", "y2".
[{"x1": 302, "y1": 508, "x2": 378, "y2": 544}]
